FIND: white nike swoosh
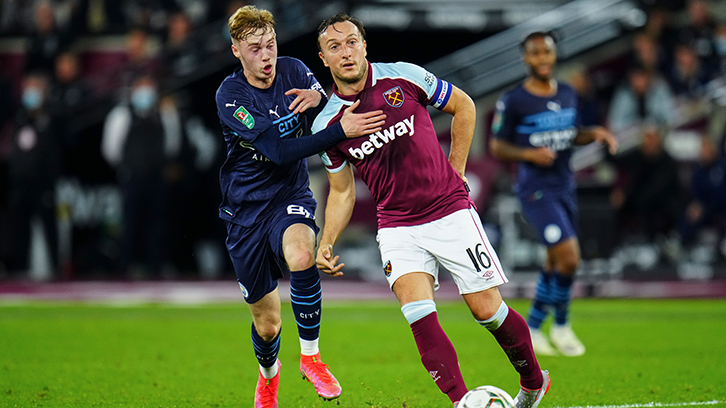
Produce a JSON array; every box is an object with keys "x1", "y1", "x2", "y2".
[{"x1": 226, "y1": 103, "x2": 236, "y2": 107}]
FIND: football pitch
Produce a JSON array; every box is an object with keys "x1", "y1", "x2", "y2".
[{"x1": 1, "y1": 298, "x2": 725, "y2": 407}]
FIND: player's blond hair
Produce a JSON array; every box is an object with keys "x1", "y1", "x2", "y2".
[{"x1": 228, "y1": 5, "x2": 276, "y2": 42}]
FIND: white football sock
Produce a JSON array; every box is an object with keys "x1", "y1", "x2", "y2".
[
  {"x1": 260, "y1": 362, "x2": 278, "y2": 379},
  {"x1": 300, "y1": 338, "x2": 319, "y2": 356}
]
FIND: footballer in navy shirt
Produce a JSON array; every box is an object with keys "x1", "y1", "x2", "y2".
[
  {"x1": 490, "y1": 31, "x2": 617, "y2": 358},
  {"x1": 215, "y1": 6, "x2": 385, "y2": 407}
]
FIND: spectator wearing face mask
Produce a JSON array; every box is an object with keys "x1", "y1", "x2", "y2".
[
  {"x1": 7, "y1": 72, "x2": 62, "y2": 277},
  {"x1": 101, "y1": 75, "x2": 182, "y2": 279}
]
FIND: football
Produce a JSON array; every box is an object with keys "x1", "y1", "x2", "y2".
[{"x1": 459, "y1": 385, "x2": 515, "y2": 408}]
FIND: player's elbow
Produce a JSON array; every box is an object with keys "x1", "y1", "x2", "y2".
[
  {"x1": 452, "y1": 89, "x2": 476, "y2": 118},
  {"x1": 266, "y1": 149, "x2": 304, "y2": 166}
]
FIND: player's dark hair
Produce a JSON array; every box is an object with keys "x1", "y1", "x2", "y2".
[
  {"x1": 316, "y1": 13, "x2": 366, "y2": 51},
  {"x1": 520, "y1": 31, "x2": 557, "y2": 52}
]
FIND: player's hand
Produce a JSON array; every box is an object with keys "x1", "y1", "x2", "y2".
[
  {"x1": 340, "y1": 100, "x2": 387, "y2": 138},
  {"x1": 592, "y1": 126, "x2": 618, "y2": 155},
  {"x1": 316, "y1": 243, "x2": 344, "y2": 277},
  {"x1": 526, "y1": 146, "x2": 557, "y2": 167},
  {"x1": 285, "y1": 88, "x2": 322, "y2": 114}
]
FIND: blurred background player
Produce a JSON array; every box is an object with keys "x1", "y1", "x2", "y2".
[
  {"x1": 490, "y1": 32, "x2": 618, "y2": 357},
  {"x1": 313, "y1": 14, "x2": 549, "y2": 408},
  {"x1": 215, "y1": 6, "x2": 386, "y2": 407}
]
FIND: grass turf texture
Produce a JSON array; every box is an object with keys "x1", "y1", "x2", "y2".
[{"x1": 0, "y1": 298, "x2": 725, "y2": 407}]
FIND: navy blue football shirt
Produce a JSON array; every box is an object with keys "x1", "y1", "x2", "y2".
[
  {"x1": 492, "y1": 82, "x2": 580, "y2": 196},
  {"x1": 215, "y1": 57, "x2": 330, "y2": 227}
]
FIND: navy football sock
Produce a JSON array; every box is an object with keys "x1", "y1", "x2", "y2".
[
  {"x1": 552, "y1": 272, "x2": 574, "y2": 325},
  {"x1": 527, "y1": 270, "x2": 552, "y2": 329},
  {"x1": 251, "y1": 323, "x2": 280, "y2": 368},
  {"x1": 289, "y1": 265, "x2": 322, "y2": 341}
]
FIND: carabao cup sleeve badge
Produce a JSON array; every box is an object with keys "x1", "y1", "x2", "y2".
[{"x1": 234, "y1": 105, "x2": 255, "y2": 130}]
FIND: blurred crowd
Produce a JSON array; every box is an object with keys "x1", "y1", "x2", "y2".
[
  {"x1": 590, "y1": 0, "x2": 726, "y2": 266},
  {"x1": 3, "y1": 0, "x2": 726, "y2": 281},
  {"x1": 0, "y1": 0, "x2": 264, "y2": 280}
]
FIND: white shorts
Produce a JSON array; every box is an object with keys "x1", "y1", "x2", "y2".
[{"x1": 376, "y1": 207, "x2": 508, "y2": 294}]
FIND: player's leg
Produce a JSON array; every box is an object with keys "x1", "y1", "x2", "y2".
[
  {"x1": 546, "y1": 237, "x2": 586, "y2": 356},
  {"x1": 248, "y1": 289, "x2": 283, "y2": 408},
  {"x1": 526, "y1": 265, "x2": 558, "y2": 356},
  {"x1": 519, "y1": 191, "x2": 578, "y2": 356},
  {"x1": 249, "y1": 287, "x2": 283, "y2": 368},
  {"x1": 429, "y1": 206, "x2": 548, "y2": 407},
  {"x1": 392, "y1": 272, "x2": 469, "y2": 406},
  {"x1": 226, "y1": 221, "x2": 282, "y2": 408},
  {"x1": 379, "y1": 224, "x2": 468, "y2": 406},
  {"x1": 275, "y1": 201, "x2": 341, "y2": 400},
  {"x1": 282, "y1": 223, "x2": 321, "y2": 349},
  {"x1": 464, "y1": 289, "x2": 543, "y2": 388}
]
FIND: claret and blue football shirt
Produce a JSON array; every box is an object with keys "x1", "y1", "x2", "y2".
[{"x1": 312, "y1": 61, "x2": 472, "y2": 229}]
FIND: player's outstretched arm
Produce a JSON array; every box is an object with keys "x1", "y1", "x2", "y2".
[
  {"x1": 316, "y1": 164, "x2": 356, "y2": 277},
  {"x1": 440, "y1": 85, "x2": 476, "y2": 178},
  {"x1": 489, "y1": 138, "x2": 557, "y2": 167},
  {"x1": 574, "y1": 126, "x2": 618, "y2": 155},
  {"x1": 339, "y1": 100, "x2": 387, "y2": 138}
]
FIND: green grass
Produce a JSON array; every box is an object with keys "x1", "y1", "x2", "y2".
[{"x1": 1, "y1": 298, "x2": 725, "y2": 407}]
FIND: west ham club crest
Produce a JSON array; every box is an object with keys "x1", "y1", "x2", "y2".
[{"x1": 383, "y1": 86, "x2": 404, "y2": 108}]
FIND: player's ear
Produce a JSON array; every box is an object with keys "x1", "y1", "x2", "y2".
[
  {"x1": 363, "y1": 40, "x2": 367, "y2": 58},
  {"x1": 318, "y1": 51, "x2": 329, "y2": 68},
  {"x1": 231, "y1": 43, "x2": 240, "y2": 59}
]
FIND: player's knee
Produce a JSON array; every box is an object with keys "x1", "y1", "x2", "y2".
[
  {"x1": 286, "y1": 247, "x2": 315, "y2": 271},
  {"x1": 471, "y1": 298, "x2": 504, "y2": 322},
  {"x1": 255, "y1": 320, "x2": 282, "y2": 341},
  {"x1": 558, "y1": 255, "x2": 580, "y2": 275}
]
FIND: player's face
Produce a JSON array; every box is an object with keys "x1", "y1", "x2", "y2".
[
  {"x1": 318, "y1": 21, "x2": 368, "y2": 85},
  {"x1": 523, "y1": 36, "x2": 557, "y2": 81},
  {"x1": 231, "y1": 27, "x2": 278, "y2": 88}
]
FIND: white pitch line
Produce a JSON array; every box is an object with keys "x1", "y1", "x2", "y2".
[{"x1": 555, "y1": 401, "x2": 724, "y2": 408}]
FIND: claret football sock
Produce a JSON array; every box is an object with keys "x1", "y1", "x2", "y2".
[
  {"x1": 408, "y1": 309, "x2": 468, "y2": 403},
  {"x1": 527, "y1": 270, "x2": 552, "y2": 329},
  {"x1": 251, "y1": 324, "x2": 281, "y2": 378},
  {"x1": 551, "y1": 273, "x2": 573, "y2": 325},
  {"x1": 484, "y1": 304, "x2": 543, "y2": 390},
  {"x1": 290, "y1": 265, "x2": 322, "y2": 342}
]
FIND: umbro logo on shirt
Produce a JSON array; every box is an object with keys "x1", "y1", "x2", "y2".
[{"x1": 348, "y1": 115, "x2": 415, "y2": 160}]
